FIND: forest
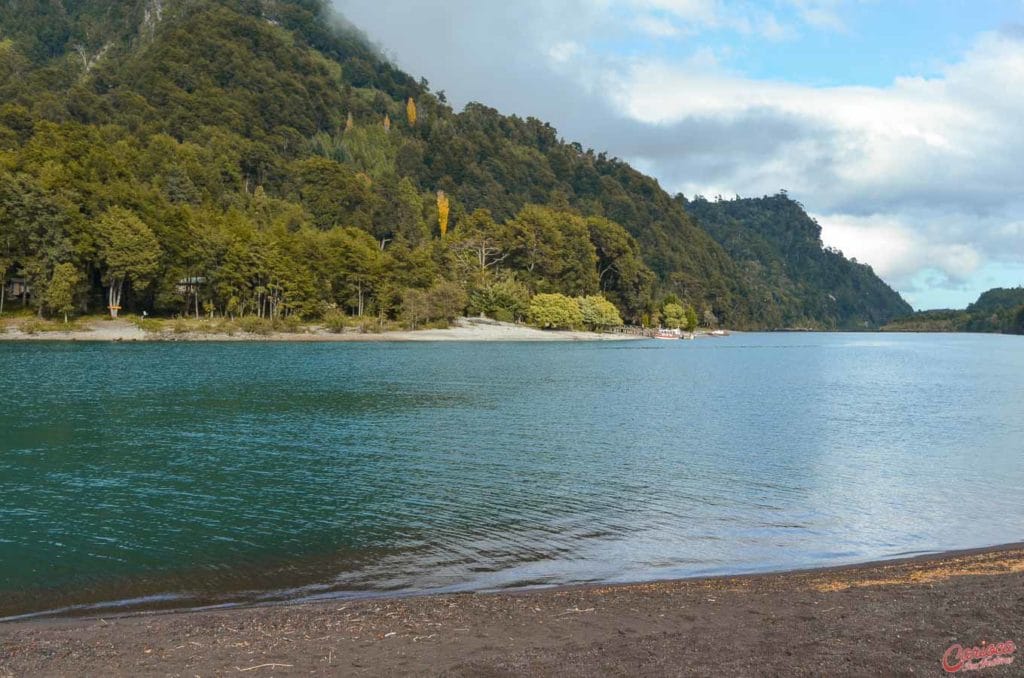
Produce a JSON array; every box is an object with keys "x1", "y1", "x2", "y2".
[
  {"x1": 0, "y1": 0, "x2": 911, "y2": 331},
  {"x1": 683, "y1": 194, "x2": 912, "y2": 329},
  {"x1": 882, "y1": 287, "x2": 1024, "y2": 335}
]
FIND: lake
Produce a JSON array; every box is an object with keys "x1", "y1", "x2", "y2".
[{"x1": 1, "y1": 333, "x2": 1022, "y2": 620}]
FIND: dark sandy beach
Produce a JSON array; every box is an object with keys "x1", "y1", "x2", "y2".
[{"x1": 1, "y1": 544, "x2": 1021, "y2": 676}]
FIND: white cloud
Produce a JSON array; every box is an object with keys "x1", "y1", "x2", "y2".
[
  {"x1": 786, "y1": 0, "x2": 848, "y2": 32},
  {"x1": 817, "y1": 213, "x2": 982, "y2": 283},
  {"x1": 633, "y1": 14, "x2": 681, "y2": 37},
  {"x1": 598, "y1": 30, "x2": 1024, "y2": 286},
  {"x1": 548, "y1": 41, "x2": 584, "y2": 64}
]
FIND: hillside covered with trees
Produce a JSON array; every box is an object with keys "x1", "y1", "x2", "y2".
[
  {"x1": 682, "y1": 194, "x2": 911, "y2": 329},
  {"x1": 882, "y1": 287, "x2": 1024, "y2": 334},
  {"x1": 0, "y1": 0, "x2": 910, "y2": 330}
]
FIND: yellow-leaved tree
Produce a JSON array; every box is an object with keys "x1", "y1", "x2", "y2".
[
  {"x1": 383, "y1": 113, "x2": 391, "y2": 132},
  {"x1": 437, "y1": 190, "x2": 450, "y2": 237},
  {"x1": 406, "y1": 97, "x2": 417, "y2": 126},
  {"x1": 345, "y1": 112, "x2": 354, "y2": 132}
]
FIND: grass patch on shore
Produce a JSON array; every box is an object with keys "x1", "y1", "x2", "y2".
[
  {"x1": 2, "y1": 315, "x2": 94, "y2": 334},
  {"x1": 127, "y1": 315, "x2": 355, "y2": 336}
]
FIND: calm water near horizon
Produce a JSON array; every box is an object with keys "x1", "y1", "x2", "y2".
[{"x1": 1, "y1": 333, "x2": 1023, "y2": 620}]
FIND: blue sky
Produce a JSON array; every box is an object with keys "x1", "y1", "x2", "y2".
[
  {"x1": 622, "y1": 2, "x2": 1022, "y2": 87},
  {"x1": 336, "y1": 0, "x2": 1024, "y2": 310}
]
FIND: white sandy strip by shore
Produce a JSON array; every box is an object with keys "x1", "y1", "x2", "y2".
[{"x1": 0, "y1": 318, "x2": 644, "y2": 343}]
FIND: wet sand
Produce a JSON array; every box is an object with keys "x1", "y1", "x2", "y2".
[{"x1": 2, "y1": 544, "x2": 1021, "y2": 676}]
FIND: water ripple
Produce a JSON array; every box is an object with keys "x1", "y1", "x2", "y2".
[{"x1": 1, "y1": 334, "x2": 1023, "y2": 619}]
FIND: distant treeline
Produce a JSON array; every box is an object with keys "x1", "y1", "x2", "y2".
[{"x1": 882, "y1": 288, "x2": 1024, "y2": 334}]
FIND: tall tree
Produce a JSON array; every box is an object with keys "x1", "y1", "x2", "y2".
[
  {"x1": 406, "y1": 97, "x2": 417, "y2": 126},
  {"x1": 436, "y1": 190, "x2": 450, "y2": 238},
  {"x1": 97, "y1": 208, "x2": 162, "y2": 318},
  {"x1": 45, "y1": 262, "x2": 78, "y2": 323}
]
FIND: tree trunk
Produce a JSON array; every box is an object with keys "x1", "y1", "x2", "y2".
[
  {"x1": 63, "y1": 312, "x2": 68, "y2": 324},
  {"x1": 108, "y1": 278, "x2": 123, "y2": 318},
  {"x1": 357, "y1": 282, "x2": 364, "y2": 317},
  {"x1": 1, "y1": 282, "x2": 5, "y2": 315}
]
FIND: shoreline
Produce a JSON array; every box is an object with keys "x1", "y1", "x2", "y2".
[
  {"x1": 0, "y1": 317, "x2": 645, "y2": 343},
  {"x1": 2, "y1": 543, "x2": 1021, "y2": 675}
]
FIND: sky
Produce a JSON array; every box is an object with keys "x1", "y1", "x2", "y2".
[{"x1": 332, "y1": 0, "x2": 1024, "y2": 310}]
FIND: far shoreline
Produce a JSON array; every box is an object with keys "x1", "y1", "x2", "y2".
[{"x1": 2, "y1": 542, "x2": 1021, "y2": 675}]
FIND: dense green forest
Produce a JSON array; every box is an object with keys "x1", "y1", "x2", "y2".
[
  {"x1": 682, "y1": 194, "x2": 911, "y2": 329},
  {"x1": 882, "y1": 287, "x2": 1024, "y2": 334},
  {"x1": 0, "y1": 0, "x2": 910, "y2": 329}
]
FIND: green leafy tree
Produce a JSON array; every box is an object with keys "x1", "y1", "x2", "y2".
[
  {"x1": 45, "y1": 262, "x2": 79, "y2": 323},
  {"x1": 401, "y1": 287, "x2": 431, "y2": 330},
  {"x1": 451, "y1": 209, "x2": 508, "y2": 275},
  {"x1": 528, "y1": 293, "x2": 582, "y2": 329},
  {"x1": 427, "y1": 279, "x2": 467, "y2": 322},
  {"x1": 469, "y1": 275, "x2": 530, "y2": 322},
  {"x1": 684, "y1": 304, "x2": 699, "y2": 332},
  {"x1": 577, "y1": 295, "x2": 622, "y2": 330},
  {"x1": 97, "y1": 207, "x2": 162, "y2": 318},
  {"x1": 504, "y1": 205, "x2": 598, "y2": 296},
  {"x1": 400, "y1": 280, "x2": 467, "y2": 329},
  {"x1": 587, "y1": 216, "x2": 653, "y2": 321},
  {"x1": 662, "y1": 303, "x2": 686, "y2": 329}
]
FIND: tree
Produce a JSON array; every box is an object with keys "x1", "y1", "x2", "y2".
[
  {"x1": 427, "y1": 279, "x2": 467, "y2": 322},
  {"x1": 317, "y1": 226, "x2": 387, "y2": 316},
  {"x1": 684, "y1": 305, "x2": 698, "y2": 331},
  {"x1": 702, "y1": 305, "x2": 719, "y2": 328},
  {"x1": 45, "y1": 262, "x2": 79, "y2": 323},
  {"x1": 383, "y1": 113, "x2": 391, "y2": 132},
  {"x1": 504, "y1": 206, "x2": 598, "y2": 296},
  {"x1": 400, "y1": 281, "x2": 467, "y2": 329},
  {"x1": 662, "y1": 303, "x2": 686, "y2": 329},
  {"x1": 436, "y1": 190, "x2": 450, "y2": 237},
  {"x1": 578, "y1": 295, "x2": 622, "y2": 330},
  {"x1": 528, "y1": 293, "x2": 582, "y2": 329},
  {"x1": 97, "y1": 208, "x2": 162, "y2": 318},
  {"x1": 587, "y1": 216, "x2": 654, "y2": 321},
  {"x1": 406, "y1": 97, "x2": 417, "y2": 126},
  {"x1": 469, "y1": 275, "x2": 530, "y2": 322},
  {"x1": 451, "y1": 209, "x2": 508, "y2": 273},
  {"x1": 0, "y1": 254, "x2": 10, "y2": 316},
  {"x1": 401, "y1": 287, "x2": 430, "y2": 330}
]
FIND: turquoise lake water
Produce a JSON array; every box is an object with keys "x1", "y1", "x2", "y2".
[{"x1": 1, "y1": 333, "x2": 1023, "y2": 619}]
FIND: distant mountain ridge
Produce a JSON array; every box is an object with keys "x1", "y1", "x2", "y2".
[
  {"x1": 682, "y1": 194, "x2": 912, "y2": 329},
  {"x1": 0, "y1": 0, "x2": 910, "y2": 329},
  {"x1": 883, "y1": 287, "x2": 1024, "y2": 334}
]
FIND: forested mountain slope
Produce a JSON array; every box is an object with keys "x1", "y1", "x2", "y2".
[
  {"x1": 882, "y1": 287, "x2": 1024, "y2": 334},
  {"x1": 683, "y1": 194, "x2": 912, "y2": 328},
  {"x1": 0, "y1": 0, "x2": 907, "y2": 329}
]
